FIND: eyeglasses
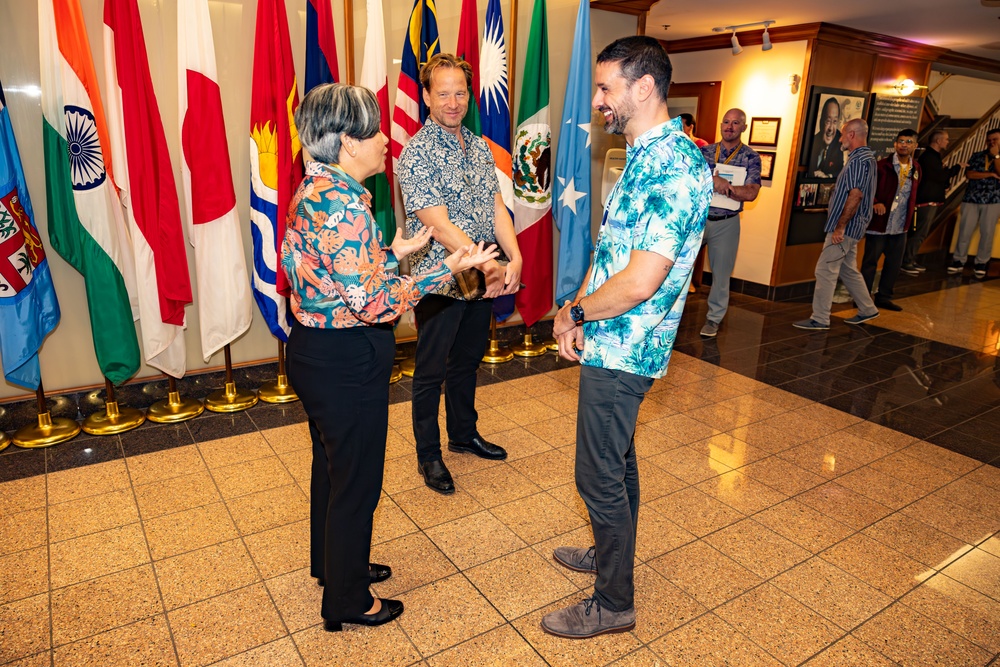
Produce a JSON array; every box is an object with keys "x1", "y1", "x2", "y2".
[{"x1": 895, "y1": 139, "x2": 915, "y2": 144}]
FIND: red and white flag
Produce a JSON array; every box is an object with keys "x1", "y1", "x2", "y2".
[
  {"x1": 177, "y1": 0, "x2": 251, "y2": 362},
  {"x1": 104, "y1": 0, "x2": 192, "y2": 377}
]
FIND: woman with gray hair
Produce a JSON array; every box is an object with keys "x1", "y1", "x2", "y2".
[{"x1": 281, "y1": 83, "x2": 497, "y2": 632}]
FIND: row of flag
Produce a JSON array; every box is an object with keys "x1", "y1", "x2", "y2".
[{"x1": 0, "y1": 0, "x2": 595, "y2": 395}]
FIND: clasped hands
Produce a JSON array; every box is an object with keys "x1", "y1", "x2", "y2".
[{"x1": 553, "y1": 300, "x2": 584, "y2": 362}]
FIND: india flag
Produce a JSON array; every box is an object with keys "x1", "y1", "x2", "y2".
[{"x1": 38, "y1": 0, "x2": 140, "y2": 385}]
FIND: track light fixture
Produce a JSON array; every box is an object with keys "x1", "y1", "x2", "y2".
[{"x1": 712, "y1": 20, "x2": 776, "y2": 55}]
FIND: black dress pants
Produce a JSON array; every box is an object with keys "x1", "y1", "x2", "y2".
[
  {"x1": 286, "y1": 321, "x2": 394, "y2": 622},
  {"x1": 411, "y1": 295, "x2": 493, "y2": 463},
  {"x1": 861, "y1": 232, "x2": 906, "y2": 300}
]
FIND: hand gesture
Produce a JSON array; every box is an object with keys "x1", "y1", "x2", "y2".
[
  {"x1": 390, "y1": 226, "x2": 433, "y2": 261},
  {"x1": 443, "y1": 242, "x2": 500, "y2": 275},
  {"x1": 873, "y1": 203, "x2": 886, "y2": 215}
]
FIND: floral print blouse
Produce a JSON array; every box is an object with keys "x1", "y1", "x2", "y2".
[{"x1": 281, "y1": 162, "x2": 451, "y2": 328}]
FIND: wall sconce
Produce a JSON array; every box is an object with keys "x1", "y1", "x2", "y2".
[
  {"x1": 789, "y1": 74, "x2": 800, "y2": 94},
  {"x1": 893, "y1": 78, "x2": 928, "y2": 96},
  {"x1": 712, "y1": 20, "x2": 775, "y2": 55}
]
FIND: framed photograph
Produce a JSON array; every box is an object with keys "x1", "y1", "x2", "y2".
[
  {"x1": 800, "y1": 86, "x2": 869, "y2": 182},
  {"x1": 796, "y1": 182, "x2": 818, "y2": 208},
  {"x1": 757, "y1": 150, "x2": 776, "y2": 180},
  {"x1": 749, "y1": 117, "x2": 781, "y2": 147}
]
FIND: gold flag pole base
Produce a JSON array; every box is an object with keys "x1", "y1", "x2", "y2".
[
  {"x1": 544, "y1": 338, "x2": 558, "y2": 352},
  {"x1": 0, "y1": 431, "x2": 10, "y2": 452},
  {"x1": 206, "y1": 381, "x2": 258, "y2": 413},
  {"x1": 83, "y1": 401, "x2": 145, "y2": 436},
  {"x1": 512, "y1": 332, "x2": 547, "y2": 358},
  {"x1": 14, "y1": 411, "x2": 81, "y2": 448},
  {"x1": 390, "y1": 365, "x2": 403, "y2": 383},
  {"x1": 258, "y1": 374, "x2": 299, "y2": 403},
  {"x1": 399, "y1": 357, "x2": 416, "y2": 377},
  {"x1": 147, "y1": 390, "x2": 204, "y2": 423},
  {"x1": 482, "y1": 314, "x2": 513, "y2": 364}
]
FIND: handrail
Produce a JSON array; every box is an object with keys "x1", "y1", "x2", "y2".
[{"x1": 943, "y1": 96, "x2": 1000, "y2": 199}]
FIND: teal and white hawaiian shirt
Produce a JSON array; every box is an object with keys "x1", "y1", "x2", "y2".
[{"x1": 581, "y1": 117, "x2": 712, "y2": 379}]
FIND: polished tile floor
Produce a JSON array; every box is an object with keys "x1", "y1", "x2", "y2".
[{"x1": 1, "y1": 274, "x2": 998, "y2": 666}]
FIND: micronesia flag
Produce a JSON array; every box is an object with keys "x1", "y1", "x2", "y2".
[
  {"x1": 0, "y1": 80, "x2": 61, "y2": 390},
  {"x1": 305, "y1": 0, "x2": 339, "y2": 91},
  {"x1": 553, "y1": 0, "x2": 593, "y2": 305}
]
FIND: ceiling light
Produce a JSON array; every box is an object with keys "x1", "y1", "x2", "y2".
[
  {"x1": 762, "y1": 27, "x2": 773, "y2": 51},
  {"x1": 731, "y1": 32, "x2": 743, "y2": 55},
  {"x1": 712, "y1": 20, "x2": 776, "y2": 55}
]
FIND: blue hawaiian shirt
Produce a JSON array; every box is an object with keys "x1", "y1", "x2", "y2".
[
  {"x1": 581, "y1": 117, "x2": 712, "y2": 379},
  {"x1": 962, "y1": 150, "x2": 1000, "y2": 205},
  {"x1": 399, "y1": 119, "x2": 501, "y2": 300}
]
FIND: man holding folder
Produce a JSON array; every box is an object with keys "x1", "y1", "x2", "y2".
[{"x1": 698, "y1": 108, "x2": 762, "y2": 337}]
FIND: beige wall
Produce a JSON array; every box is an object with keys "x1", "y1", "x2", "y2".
[
  {"x1": 668, "y1": 41, "x2": 809, "y2": 287},
  {"x1": 0, "y1": 0, "x2": 635, "y2": 401},
  {"x1": 929, "y1": 71, "x2": 1000, "y2": 119}
]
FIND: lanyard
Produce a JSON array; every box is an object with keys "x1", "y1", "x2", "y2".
[{"x1": 715, "y1": 142, "x2": 742, "y2": 166}]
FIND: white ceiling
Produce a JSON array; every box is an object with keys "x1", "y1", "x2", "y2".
[{"x1": 646, "y1": 0, "x2": 1000, "y2": 62}]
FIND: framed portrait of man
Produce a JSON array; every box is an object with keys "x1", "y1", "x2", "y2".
[{"x1": 801, "y1": 87, "x2": 868, "y2": 182}]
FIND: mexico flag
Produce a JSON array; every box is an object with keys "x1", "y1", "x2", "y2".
[
  {"x1": 512, "y1": 0, "x2": 553, "y2": 327},
  {"x1": 104, "y1": 0, "x2": 193, "y2": 378},
  {"x1": 38, "y1": 0, "x2": 140, "y2": 385},
  {"x1": 359, "y1": 0, "x2": 395, "y2": 245},
  {"x1": 178, "y1": 0, "x2": 252, "y2": 362}
]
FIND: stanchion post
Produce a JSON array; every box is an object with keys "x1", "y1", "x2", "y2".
[
  {"x1": 259, "y1": 340, "x2": 299, "y2": 403},
  {"x1": 206, "y1": 344, "x2": 259, "y2": 413}
]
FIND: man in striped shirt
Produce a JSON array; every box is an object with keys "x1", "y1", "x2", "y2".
[{"x1": 794, "y1": 118, "x2": 880, "y2": 330}]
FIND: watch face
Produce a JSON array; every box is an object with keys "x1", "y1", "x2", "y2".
[{"x1": 571, "y1": 305, "x2": 584, "y2": 323}]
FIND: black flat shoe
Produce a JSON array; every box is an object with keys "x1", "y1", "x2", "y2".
[
  {"x1": 448, "y1": 435, "x2": 507, "y2": 460},
  {"x1": 316, "y1": 562, "x2": 392, "y2": 587},
  {"x1": 418, "y1": 459, "x2": 455, "y2": 494},
  {"x1": 324, "y1": 598, "x2": 404, "y2": 632}
]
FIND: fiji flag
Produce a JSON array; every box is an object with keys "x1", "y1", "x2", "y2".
[
  {"x1": 553, "y1": 0, "x2": 592, "y2": 306},
  {"x1": 305, "y1": 0, "x2": 339, "y2": 91},
  {"x1": 0, "y1": 81, "x2": 61, "y2": 390}
]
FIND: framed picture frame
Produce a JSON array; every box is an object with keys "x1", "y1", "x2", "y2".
[
  {"x1": 757, "y1": 150, "x2": 776, "y2": 180},
  {"x1": 749, "y1": 117, "x2": 781, "y2": 147},
  {"x1": 800, "y1": 86, "x2": 869, "y2": 182}
]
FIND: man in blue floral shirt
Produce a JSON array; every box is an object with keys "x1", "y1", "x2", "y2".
[
  {"x1": 949, "y1": 127, "x2": 1000, "y2": 278},
  {"x1": 544, "y1": 36, "x2": 712, "y2": 640},
  {"x1": 399, "y1": 54, "x2": 523, "y2": 495}
]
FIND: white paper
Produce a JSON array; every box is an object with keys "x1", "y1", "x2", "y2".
[{"x1": 710, "y1": 164, "x2": 747, "y2": 212}]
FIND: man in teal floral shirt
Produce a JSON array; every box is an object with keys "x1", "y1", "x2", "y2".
[{"x1": 544, "y1": 36, "x2": 712, "y2": 640}]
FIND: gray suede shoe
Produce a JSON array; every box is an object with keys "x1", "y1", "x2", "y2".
[
  {"x1": 540, "y1": 597, "x2": 635, "y2": 639},
  {"x1": 553, "y1": 546, "x2": 597, "y2": 574}
]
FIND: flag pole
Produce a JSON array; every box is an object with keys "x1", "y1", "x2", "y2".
[
  {"x1": 483, "y1": 314, "x2": 514, "y2": 363},
  {"x1": 344, "y1": 0, "x2": 355, "y2": 84},
  {"x1": 205, "y1": 344, "x2": 259, "y2": 412},
  {"x1": 12, "y1": 381, "x2": 82, "y2": 448},
  {"x1": 147, "y1": 376, "x2": 204, "y2": 423},
  {"x1": 259, "y1": 340, "x2": 299, "y2": 403},
  {"x1": 82, "y1": 378, "x2": 145, "y2": 435}
]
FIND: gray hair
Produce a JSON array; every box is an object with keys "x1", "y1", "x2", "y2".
[
  {"x1": 295, "y1": 83, "x2": 381, "y2": 164},
  {"x1": 843, "y1": 118, "x2": 868, "y2": 139}
]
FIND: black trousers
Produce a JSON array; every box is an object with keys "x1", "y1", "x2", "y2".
[
  {"x1": 861, "y1": 232, "x2": 907, "y2": 300},
  {"x1": 411, "y1": 295, "x2": 493, "y2": 463},
  {"x1": 286, "y1": 321, "x2": 394, "y2": 622},
  {"x1": 903, "y1": 205, "x2": 937, "y2": 267}
]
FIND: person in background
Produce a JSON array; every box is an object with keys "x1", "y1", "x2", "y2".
[
  {"x1": 794, "y1": 118, "x2": 879, "y2": 331},
  {"x1": 544, "y1": 36, "x2": 712, "y2": 640},
  {"x1": 901, "y1": 129, "x2": 965, "y2": 275},
  {"x1": 282, "y1": 83, "x2": 497, "y2": 633},
  {"x1": 860, "y1": 128, "x2": 921, "y2": 311},
  {"x1": 697, "y1": 108, "x2": 761, "y2": 337},
  {"x1": 679, "y1": 113, "x2": 708, "y2": 147},
  {"x1": 948, "y1": 127, "x2": 1000, "y2": 279}
]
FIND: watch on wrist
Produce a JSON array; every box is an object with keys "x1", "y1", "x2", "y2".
[{"x1": 570, "y1": 303, "x2": 585, "y2": 326}]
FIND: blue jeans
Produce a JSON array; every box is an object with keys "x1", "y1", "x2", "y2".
[{"x1": 575, "y1": 365, "x2": 653, "y2": 611}]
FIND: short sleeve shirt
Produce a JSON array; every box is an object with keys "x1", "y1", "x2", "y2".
[
  {"x1": 825, "y1": 146, "x2": 876, "y2": 240},
  {"x1": 581, "y1": 117, "x2": 713, "y2": 379},
  {"x1": 873, "y1": 153, "x2": 913, "y2": 236},
  {"x1": 399, "y1": 119, "x2": 501, "y2": 300},
  {"x1": 962, "y1": 150, "x2": 1000, "y2": 205},
  {"x1": 700, "y1": 142, "x2": 762, "y2": 217}
]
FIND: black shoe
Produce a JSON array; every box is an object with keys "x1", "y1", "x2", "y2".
[
  {"x1": 947, "y1": 260, "x2": 964, "y2": 274},
  {"x1": 368, "y1": 562, "x2": 392, "y2": 583},
  {"x1": 448, "y1": 435, "x2": 508, "y2": 460},
  {"x1": 899, "y1": 263, "x2": 920, "y2": 276},
  {"x1": 874, "y1": 297, "x2": 902, "y2": 312},
  {"x1": 418, "y1": 459, "x2": 455, "y2": 494},
  {"x1": 974, "y1": 263, "x2": 988, "y2": 279},
  {"x1": 324, "y1": 598, "x2": 404, "y2": 632}
]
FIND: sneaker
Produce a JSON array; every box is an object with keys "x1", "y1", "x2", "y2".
[
  {"x1": 793, "y1": 319, "x2": 830, "y2": 331},
  {"x1": 845, "y1": 311, "x2": 880, "y2": 325},
  {"x1": 913, "y1": 263, "x2": 927, "y2": 273},
  {"x1": 540, "y1": 596, "x2": 635, "y2": 639},
  {"x1": 553, "y1": 546, "x2": 597, "y2": 574},
  {"x1": 947, "y1": 260, "x2": 964, "y2": 274},
  {"x1": 700, "y1": 321, "x2": 720, "y2": 337},
  {"x1": 899, "y1": 263, "x2": 920, "y2": 276},
  {"x1": 974, "y1": 263, "x2": 987, "y2": 279}
]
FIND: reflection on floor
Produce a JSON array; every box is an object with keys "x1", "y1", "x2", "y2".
[{"x1": 0, "y1": 275, "x2": 998, "y2": 666}]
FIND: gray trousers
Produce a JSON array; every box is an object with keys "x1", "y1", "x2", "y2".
[
  {"x1": 953, "y1": 202, "x2": 1000, "y2": 265},
  {"x1": 575, "y1": 365, "x2": 653, "y2": 612},
  {"x1": 810, "y1": 233, "x2": 878, "y2": 326},
  {"x1": 705, "y1": 214, "x2": 741, "y2": 325}
]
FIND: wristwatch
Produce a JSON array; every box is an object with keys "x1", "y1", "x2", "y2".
[{"x1": 570, "y1": 303, "x2": 585, "y2": 326}]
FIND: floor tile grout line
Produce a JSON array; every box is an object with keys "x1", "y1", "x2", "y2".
[{"x1": 44, "y1": 453, "x2": 54, "y2": 667}]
